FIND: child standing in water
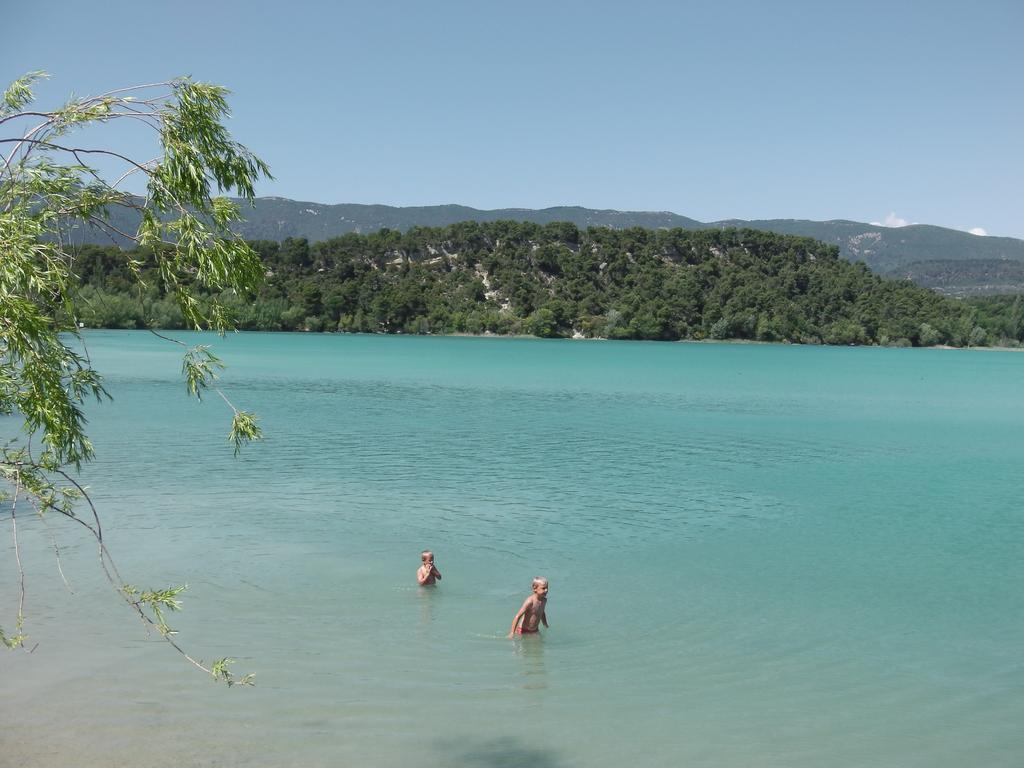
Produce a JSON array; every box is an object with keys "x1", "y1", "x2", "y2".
[
  {"x1": 417, "y1": 550, "x2": 442, "y2": 585},
  {"x1": 508, "y1": 577, "x2": 549, "y2": 636}
]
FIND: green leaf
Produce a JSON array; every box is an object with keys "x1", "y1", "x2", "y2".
[
  {"x1": 229, "y1": 411, "x2": 262, "y2": 456},
  {"x1": 181, "y1": 345, "x2": 224, "y2": 400},
  {"x1": 1, "y1": 70, "x2": 47, "y2": 115}
]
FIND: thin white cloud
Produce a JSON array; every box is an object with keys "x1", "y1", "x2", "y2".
[
  {"x1": 870, "y1": 212, "x2": 914, "y2": 228},
  {"x1": 968, "y1": 227, "x2": 987, "y2": 236}
]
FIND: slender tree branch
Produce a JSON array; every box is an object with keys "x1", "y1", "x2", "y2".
[
  {"x1": 0, "y1": 137, "x2": 151, "y2": 175},
  {"x1": 110, "y1": 161, "x2": 156, "y2": 190},
  {"x1": 216, "y1": 388, "x2": 240, "y2": 414},
  {"x1": 148, "y1": 329, "x2": 187, "y2": 347},
  {"x1": 0, "y1": 111, "x2": 54, "y2": 127},
  {"x1": 9, "y1": 471, "x2": 26, "y2": 635},
  {"x1": 82, "y1": 213, "x2": 143, "y2": 245},
  {"x1": 90, "y1": 83, "x2": 176, "y2": 100},
  {"x1": 48, "y1": 467, "x2": 104, "y2": 553},
  {"x1": 7, "y1": 459, "x2": 230, "y2": 678},
  {"x1": 1, "y1": 116, "x2": 55, "y2": 168},
  {"x1": 38, "y1": 508, "x2": 73, "y2": 593}
]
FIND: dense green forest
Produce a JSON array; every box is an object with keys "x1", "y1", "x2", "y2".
[
  {"x1": 69, "y1": 222, "x2": 1024, "y2": 346},
  {"x1": 71, "y1": 197, "x2": 1024, "y2": 292}
]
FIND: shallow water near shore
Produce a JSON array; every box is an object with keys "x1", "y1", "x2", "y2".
[{"x1": 3, "y1": 331, "x2": 1023, "y2": 767}]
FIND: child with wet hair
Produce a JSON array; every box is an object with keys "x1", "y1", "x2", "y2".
[
  {"x1": 508, "y1": 577, "x2": 549, "y2": 636},
  {"x1": 417, "y1": 550, "x2": 442, "y2": 585}
]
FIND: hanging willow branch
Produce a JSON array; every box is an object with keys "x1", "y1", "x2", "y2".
[{"x1": 1, "y1": 71, "x2": 271, "y2": 683}]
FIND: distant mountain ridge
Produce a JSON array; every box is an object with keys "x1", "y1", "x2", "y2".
[
  {"x1": 67, "y1": 198, "x2": 1024, "y2": 294},
  {"x1": 237, "y1": 199, "x2": 706, "y2": 240}
]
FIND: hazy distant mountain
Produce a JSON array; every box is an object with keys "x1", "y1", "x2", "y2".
[
  {"x1": 231, "y1": 199, "x2": 706, "y2": 240},
  {"x1": 889, "y1": 259, "x2": 1024, "y2": 296},
  {"x1": 708, "y1": 218, "x2": 1016, "y2": 270},
  {"x1": 66, "y1": 198, "x2": 1024, "y2": 294}
]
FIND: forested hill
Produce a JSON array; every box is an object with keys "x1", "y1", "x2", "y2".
[
  {"x1": 67, "y1": 198, "x2": 1024, "y2": 295},
  {"x1": 73, "y1": 223, "x2": 1023, "y2": 347}
]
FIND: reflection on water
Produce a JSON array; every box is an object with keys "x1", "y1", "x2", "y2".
[
  {"x1": 417, "y1": 582, "x2": 437, "y2": 631},
  {"x1": 512, "y1": 632, "x2": 547, "y2": 691}
]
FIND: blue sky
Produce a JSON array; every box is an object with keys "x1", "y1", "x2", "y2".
[{"x1": 6, "y1": 0, "x2": 1022, "y2": 237}]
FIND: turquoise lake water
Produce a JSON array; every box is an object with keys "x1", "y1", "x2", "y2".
[{"x1": 2, "y1": 331, "x2": 1023, "y2": 767}]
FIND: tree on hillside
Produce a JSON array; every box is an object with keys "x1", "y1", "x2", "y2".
[{"x1": 0, "y1": 72, "x2": 271, "y2": 683}]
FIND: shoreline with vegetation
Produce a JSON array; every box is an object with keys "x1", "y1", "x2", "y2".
[
  {"x1": 70, "y1": 222, "x2": 1024, "y2": 348},
  {"x1": 86, "y1": 328, "x2": 1024, "y2": 353}
]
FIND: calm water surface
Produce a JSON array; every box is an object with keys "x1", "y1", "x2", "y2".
[{"x1": 3, "y1": 332, "x2": 1023, "y2": 767}]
